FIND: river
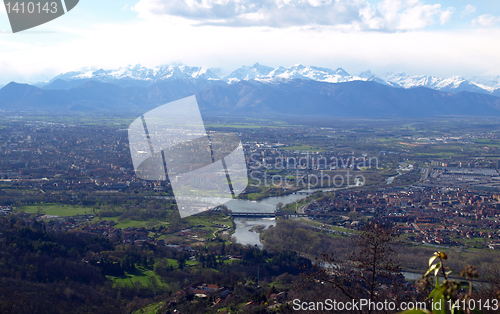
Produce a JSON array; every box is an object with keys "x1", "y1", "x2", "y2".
[
  {"x1": 227, "y1": 188, "x2": 335, "y2": 247},
  {"x1": 152, "y1": 188, "x2": 322, "y2": 246},
  {"x1": 227, "y1": 195, "x2": 303, "y2": 247},
  {"x1": 386, "y1": 171, "x2": 402, "y2": 184}
]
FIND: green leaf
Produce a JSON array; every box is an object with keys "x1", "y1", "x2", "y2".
[
  {"x1": 435, "y1": 273, "x2": 440, "y2": 288},
  {"x1": 432, "y1": 292, "x2": 446, "y2": 314},
  {"x1": 427, "y1": 287, "x2": 438, "y2": 299}
]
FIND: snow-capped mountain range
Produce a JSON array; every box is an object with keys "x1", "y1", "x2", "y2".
[
  {"x1": 42, "y1": 63, "x2": 500, "y2": 96},
  {"x1": 51, "y1": 64, "x2": 222, "y2": 82},
  {"x1": 5, "y1": 62, "x2": 500, "y2": 117}
]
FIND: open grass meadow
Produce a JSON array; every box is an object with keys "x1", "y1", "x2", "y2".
[
  {"x1": 133, "y1": 301, "x2": 167, "y2": 314},
  {"x1": 280, "y1": 144, "x2": 325, "y2": 152},
  {"x1": 111, "y1": 266, "x2": 168, "y2": 290},
  {"x1": 18, "y1": 204, "x2": 95, "y2": 217},
  {"x1": 183, "y1": 214, "x2": 233, "y2": 239}
]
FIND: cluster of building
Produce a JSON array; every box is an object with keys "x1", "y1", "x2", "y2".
[
  {"x1": 36, "y1": 213, "x2": 233, "y2": 252},
  {"x1": 184, "y1": 282, "x2": 230, "y2": 298},
  {"x1": 0, "y1": 206, "x2": 12, "y2": 214},
  {"x1": 0, "y1": 122, "x2": 152, "y2": 192},
  {"x1": 305, "y1": 187, "x2": 500, "y2": 248},
  {"x1": 43, "y1": 217, "x2": 154, "y2": 244},
  {"x1": 426, "y1": 165, "x2": 500, "y2": 191}
]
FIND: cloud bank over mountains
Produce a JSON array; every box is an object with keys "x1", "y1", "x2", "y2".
[
  {"x1": 134, "y1": 0, "x2": 453, "y2": 31},
  {"x1": 1, "y1": 1, "x2": 499, "y2": 86}
]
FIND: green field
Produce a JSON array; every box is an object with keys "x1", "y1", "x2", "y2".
[
  {"x1": 186, "y1": 260, "x2": 200, "y2": 267},
  {"x1": 329, "y1": 225, "x2": 355, "y2": 233},
  {"x1": 183, "y1": 214, "x2": 232, "y2": 238},
  {"x1": 94, "y1": 216, "x2": 168, "y2": 229},
  {"x1": 134, "y1": 301, "x2": 166, "y2": 314},
  {"x1": 374, "y1": 138, "x2": 405, "y2": 142},
  {"x1": 18, "y1": 205, "x2": 94, "y2": 217},
  {"x1": 205, "y1": 119, "x2": 293, "y2": 129},
  {"x1": 19, "y1": 114, "x2": 135, "y2": 128},
  {"x1": 111, "y1": 266, "x2": 167, "y2": 290},
  {"x1": 205, "y1": 123, "x2": 280, "y2": 129},
  {"x1": 184, "y1": 214, "x2": 232, "y2": 227},
  {"x1": 166, "y1": 258, "x2": 179, "y2": 268},
  {"x1": 114, "y1": 218, "x2": 154, "y2": 229},
  {"x1": 299, "y1": 218, "x2": 357, "y2": 234},
  {"x1": 281, "y1": 144, "x2": 325, "y2": 152},
  {"x1": 244, "y1": 192, "x2": 266, "y2": 200},
  {"x1": 471, "y1": 139, "x2": 500, "y2": 148},
  {"x1": 94, "y1": 213, "x2": 232, "y2": 241},
  {"x1": 92, "y1": 216, "x2": 120, "y2": 223}
]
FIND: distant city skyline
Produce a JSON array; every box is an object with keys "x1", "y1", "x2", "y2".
[{"x1": 0, "y1": 0, "x2": 499, "y2": 85}]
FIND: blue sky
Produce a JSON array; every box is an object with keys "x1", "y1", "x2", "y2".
[{"x1": 0, "y1": 0, "x2": 499, "y2": 85}]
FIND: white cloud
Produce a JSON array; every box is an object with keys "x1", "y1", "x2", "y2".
[
  {"x1": 472, "y1": 14, "x2": 500, "y2": 27},
  {"x1": 439, "y1": 9, "x2": 453, "y2": 25},
  {"x1": 373, "y1": 0, "x2": 449, "y2": 30},
  {"x1": 133, "y1": 0, "x2": 451, "y2": 31},
  {"x1": 397, "y1": 3, "x2": 442, "y2": 29},
  {"x1": 1, "y1": 15, "x2": 500, "y2": 85},
  {"x1": 0, "y1": 1, "x2": 499, "y2": 86},
  {"x1": 463, "y1": 4, "x2": 476, "y2": 15}
]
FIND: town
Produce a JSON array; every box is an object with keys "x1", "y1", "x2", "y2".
[{"x1": 1, "y1": 114, "x2": 500, "y2": 313}]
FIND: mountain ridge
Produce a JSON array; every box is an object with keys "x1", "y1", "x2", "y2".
[
  {"x1": 37, "y1": 63, "x2": 500, "y2": 96},
  {"x1": 2, "y1": 78, "x2": 500, "y2": 118}
]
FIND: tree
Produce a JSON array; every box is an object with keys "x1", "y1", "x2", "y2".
[
  {"x1": 350, "y1": 221, "x2": 403, "y2": 302},
  {"x1": 305, "y1": 220, "x2": 404, "y2": 313},
  {"x1": 276, "y1": 202, "x2": 284, "y2": 212}
]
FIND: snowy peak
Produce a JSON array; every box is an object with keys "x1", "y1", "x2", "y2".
[
  {"x1": 225, "y1": 63, "x2": 274, "y2": 82},
  {"x1": 358, "y1": 70, "x2": 376, "y2": 79},
  {"x1": 380, "y1": 72, "x2": 497, "y2": 93},
  {"x1": 178, "y1": 66, "x2": 222, "y2": 80},
  {"x1": 382, "y1": 72, "x2": 442, "y2": 88},
  {"x1": 48, "y1": 64, "x2": 222, "y2": 85},
  {"x1": 43, "y1": 63, "x2": 500, "y2": 96},
  {"x1": 468, "y1": 75, "x2": 500, "y2": 90},
  {"x1": 225, "y1": 64, "x2": 359, "y2": 83}
]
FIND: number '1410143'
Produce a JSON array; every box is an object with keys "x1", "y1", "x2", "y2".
[{"x1": 5, "y1": 1, "x2": 58, "y2": 14}]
